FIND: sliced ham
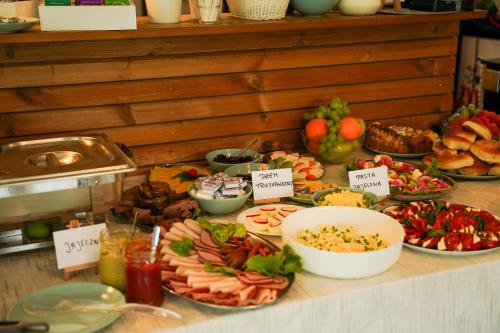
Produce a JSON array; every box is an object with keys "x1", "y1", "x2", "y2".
[
  {"x1": 161, "y1": 254, "x2": 173, "y2": 263},
  {"x1": 236, "y1": 285, "x2": 256, "y2": 301},
  {"x1": 200, "y1": 229, "x2": 219, "y2": 248},
  {"x1": 160, "y1": 239, "x2": 171, "y2": 247},
  {"x1": 193, "y1": 239, "x2": 222, "y2": 253},
  {"x1": 257, "y1": 278, "x2": 289, "y2": 290},
  {"x1": 236, "y1": 271, "x2": 274, "y2": 285},
  {"x1": 159, "y1": 226, "x2": 167, "y2": 237},
  {"x1": 197, "y1": 250, "x2": 225, "y2": 265},
  {"x1": 184, "y1": 269, "x2": 224, "y2": 277},
  {"x1": 184, "y1": 219, "x2": 202, "y2": 235},
  {"x1": 173, "y1": 222, "x2": 200, "y2": 239},
  {"x1": 164, "y1": 232, "x2": 183, "y2": 241},
  {"x1": 249, "y1": 288, "x2": 277, "y2": 305},
  {"x1": 161, "y1": 270, "x2": 187, "y2": 283},
  {"x1": 170, "y1": 256, "x2": 201, "y2": 267},
  {"x1": 169, "y1": 226, "x2": 189, "y2": 239},
  {"x1": 187, "y1": 275, "x2": 226, "y2": 288},
  {"x1": 210, "y1": 297, "x2": 239, "y2": 307},
  {"x1": 216, "y1": 281, "x2": 246, "y2": 294},
  {"x1": 176, "y1": 265, "x2": 203, "y2": 276},
  {"x1": 208, "y1": 277, "x2": 240, "y2": 293},
  {"x1": 160, "y1": 245, "x2": 177, "y2": 256},
  {"x1": 169, "y1": 281, "x2": 192, "y2": 295}
]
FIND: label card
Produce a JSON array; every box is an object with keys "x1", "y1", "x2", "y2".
[
  {"x1": 53, "y1": 223, "x2": 106, "y2": 269},
  {"x1": 348, "y1": 166, "x2": 390, "y2": 196},
  {"x1": 251, "y1": 168, "x2": 294, "y2": 201}
]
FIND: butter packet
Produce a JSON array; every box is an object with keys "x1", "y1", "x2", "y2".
[
  {"x1": 104, "y1": 0, "x2": 130, "y2": 5},
  {"x1": 44, "y1": 0, "x2": 72, "y2": 5}
]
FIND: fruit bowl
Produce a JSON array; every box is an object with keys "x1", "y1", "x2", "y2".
[{"x1": 302, "y1": 131, "x2": 365, "y2": 164}]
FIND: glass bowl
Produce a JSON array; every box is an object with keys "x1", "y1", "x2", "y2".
[{"x1": 301, "y1": 131, "x2": 365, "y2": 164}]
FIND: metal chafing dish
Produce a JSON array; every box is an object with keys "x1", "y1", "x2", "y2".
[{"x1": 0, "y1": 134, "x2": 137, "y2": 255}]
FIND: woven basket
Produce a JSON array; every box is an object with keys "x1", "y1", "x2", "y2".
[{"x1": 227, "y1": 0, "x2": 290, "y2": 20}]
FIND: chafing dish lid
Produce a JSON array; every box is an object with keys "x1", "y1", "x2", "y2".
[{"x1": 0, "y1": 134, "x2": 136, "y2": 186}]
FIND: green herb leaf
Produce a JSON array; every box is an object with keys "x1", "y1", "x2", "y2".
[
  {"x1": 426, "y1": 229, "x2": 446, "y2": 237},
  {"x1": 171, "y1": 237, "x2": 193, "y2": 256},
  {"x1": 246, "y1": 244, "x2": 302, "y2": 277},
  {"x1": 197, "y1": 217, "x2": 246, "y2": 244},
  {"x1": 424, "y1": 159, "x2": 441, "y2": 179},
  {"x1": 204, "y1": 262, "x2": 236, "y2": 276}
]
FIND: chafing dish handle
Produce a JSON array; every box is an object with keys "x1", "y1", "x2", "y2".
[{"x1": 115, "y1": 142, "x2": 134, "y2": 161}]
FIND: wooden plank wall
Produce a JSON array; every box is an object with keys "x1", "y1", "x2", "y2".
[{"x1": 0, "y1": 21, "x2": 458, "y2": 167}]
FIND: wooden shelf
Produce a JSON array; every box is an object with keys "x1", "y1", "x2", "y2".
[{"x1": 1, "y1": 10, "x2": 486, "y2": 43}]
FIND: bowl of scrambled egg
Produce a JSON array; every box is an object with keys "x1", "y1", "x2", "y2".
[
  {"x1": 311, "y1": 187, "x2": 378, "y2": 209},
  {"x1": 281, "y1": 206, "x2": 404, "y2": 278}
]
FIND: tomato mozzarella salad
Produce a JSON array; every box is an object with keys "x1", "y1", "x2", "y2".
[{"x1": 383, "y1": 200, "x2": 500, "y2": 251}]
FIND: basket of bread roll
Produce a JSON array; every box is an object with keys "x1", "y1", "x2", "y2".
[{"x1": 423, "y1": 112, "x2": 500, "y2": 178}]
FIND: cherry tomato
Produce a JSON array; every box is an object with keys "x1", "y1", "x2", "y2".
[{"x1": 444, "y1": 232, "x2": 461, "y2": 251}]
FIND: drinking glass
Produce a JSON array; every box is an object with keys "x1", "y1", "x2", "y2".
[{"x1": 196, "y1": 0, "x2": 222, "y2": 24}]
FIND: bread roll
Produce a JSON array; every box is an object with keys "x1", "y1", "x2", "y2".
[
  {"x1": 423, "y1": 149, "x2": 474, "y2": 170},
  {"x1": 458, "y1": 154, "x2": 490, "y2": 176},
  {"x1": 463, "y1": 121, "x2": 492, "y2": 141},
  {"x1": 488, "y1": 164, "x2": 500, "y2": 176},
  {"x1": 470, "y1": 140, "x2": 500, "y2": 164},
  {"x1": 452, "y1": 129, "x2": 477, "y2": 143},
  {"x1": 443, "y1": 134, "x2": 472, "y2": 151}
]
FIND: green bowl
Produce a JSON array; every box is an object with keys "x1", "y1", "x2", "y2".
[
  {"x1": 224, "y1": 163, "x2": 267, "y2": 180},
  {"x1": 312, "y1": 187, "x2": 378, "y2": 209},
  {"x1": 206, "y1": 148, "x2": 260, "y2": 173},
  {"x1": 291, "y1": 0, "x2": 338, "y2": 16},
  {"x1": 188, "y1": 184, "x2": 252, "y2": 215}
]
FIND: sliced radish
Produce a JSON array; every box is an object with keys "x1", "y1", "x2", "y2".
[
  {"x1": 281, "y1": 207, "x2": 298, "y2": 212},
  {"x1": 268, "y1": 217, "x2": 282, "y2": 227},
  {"x1": 274, "y1": 214, "x2": 284, "y2": 222},
  {"x1": 246, "y1": 213, "x2": 260, "y2": 218},
  {"x1": 260, "y1": 207, "x2": 276, "y2": 212},
  {"x1": 253, "y1": 218, "x2": 268, "y2": 224}
]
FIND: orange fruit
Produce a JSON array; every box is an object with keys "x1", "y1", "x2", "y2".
[
  {"x1": 305, "y1": 118, "x2": 328, "y2": 142},
  {"x1": 338, "y1": 117, "x2": 362, "y2": 141}
]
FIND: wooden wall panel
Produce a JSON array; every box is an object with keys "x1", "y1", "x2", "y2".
[
  {"x1": 0, "y1": 17, "x2": 464, "y2": 167},
  {"x1": 0, "y1": 22, "x2": 457, "y2": 64}
]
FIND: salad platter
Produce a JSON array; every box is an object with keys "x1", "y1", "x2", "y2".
[
  {"x1": 346, "y1": 155, "x2": 456, "y2": 201},
  {"x1": 290, "y1": 181, "x2": 339, "y2": 205},
  {"x1": 383, "y1": 200, "x2": 500, "y2": 255},
  {"x1": 159, "y1": 218, "x2": 301, "y2": 310}
]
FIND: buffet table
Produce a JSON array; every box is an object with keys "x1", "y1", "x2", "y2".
[{"x1": 1, "y1": 151, "x2": 499, "y2": 333}]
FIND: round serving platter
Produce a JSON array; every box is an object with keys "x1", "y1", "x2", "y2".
[
  {"x1": 161, "y1": 232, "x2": 294, "y2": 311},
  {"x1": 364, "y1": 145, "x2": 432, "y2": 159},
  {"x1": 437, "y1": 171, "x2": 500, "y2": 181},
  {"x1": 389, "y1": 173, "x2": 457, "y2": 201},
  {"x1": 403, "y1": 243, "x2": 500, "y2": 256}
]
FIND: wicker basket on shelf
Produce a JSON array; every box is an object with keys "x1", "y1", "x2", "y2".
[{"x1": 226, "y1": 0, "x2": 290, "y2": 20}]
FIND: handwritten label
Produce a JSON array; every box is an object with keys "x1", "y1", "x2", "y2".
[
  {"x1": 53, "y1": 223, "x2": 106, "y2": 269},
  {"x1": 251, "y1": 168, "x2": 294, "y2": 200},
  {"x1": 348, "y1": 166, "x2": 390, "y2": 196}
]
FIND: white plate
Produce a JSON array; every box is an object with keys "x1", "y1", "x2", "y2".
[
  {"x1": 237, "y1": 204, "x2": 304, "y2": 236},
  {"x1": 0, "y1": 17, "x2": 39, "y2": 33},
  {"x1": 403, "y1": 243, "x2": 500, "y2": 256}
]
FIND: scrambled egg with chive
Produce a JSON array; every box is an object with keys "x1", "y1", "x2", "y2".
[
  {"x1": 317, "y1": 190, "x2": 368, "y2": 208},
  {"x1": 297, "y1": 225, "x2": 390, "y2": 252}
]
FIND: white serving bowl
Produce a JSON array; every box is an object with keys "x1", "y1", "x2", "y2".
[
  {"x1": 281, "y1": 206, "x2": 404, "y2": 279},
  {"x1": 338, "y1": 0, "x2": 380, "y2": 15}
]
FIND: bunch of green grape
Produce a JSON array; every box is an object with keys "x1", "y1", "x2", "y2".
[
  {"x1": 303, "y1": 97, "x2": 358, "y2": 159},
  {"x1": 449, "y1": 103, "x2": 480, "y2": 123}
]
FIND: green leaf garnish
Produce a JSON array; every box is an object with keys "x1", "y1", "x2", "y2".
[
  {"x1": 197, "y1": 217, "x2": 246, "y2": 244},
  {"x1": 171, "y1": 237, "x2": 193, "y2": 256},
  {"x1": 424, "y1": 158, "x2": 441, "y2": 179},
  {"x1": 246, "y1": 244, "x2": 302, "y2": 277},
  {"x1": 204, "y1": 262, "x2": 236, "y2": 276}
]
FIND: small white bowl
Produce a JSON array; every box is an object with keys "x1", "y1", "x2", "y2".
[
  {"x1": 281, "y1": 206, "x2": 404, "y2": 279},
  {"x1": 338, "y1": 0, "x2": 380, "y2": 15}
]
